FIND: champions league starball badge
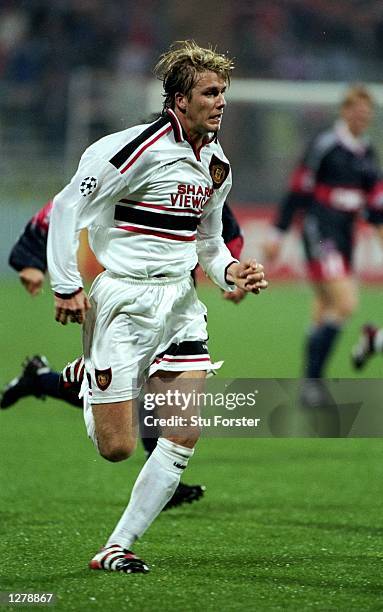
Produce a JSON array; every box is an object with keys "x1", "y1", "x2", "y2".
[{"x1": 80, "y1": 176, "x2": 98, "y2": 197}]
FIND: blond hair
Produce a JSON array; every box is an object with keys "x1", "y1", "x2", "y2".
[
  {"x1": 341, "y1": 84, "x2": 374, "y2": 109},
  {"x1": 154, "y1": 40, "x2": 234, "y2": 110}
]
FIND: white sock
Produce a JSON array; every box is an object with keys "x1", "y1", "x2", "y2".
[{"x1": 105, "y1": 438, "x2": 194, "y2": 549}]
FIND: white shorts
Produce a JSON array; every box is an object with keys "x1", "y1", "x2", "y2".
[{"x1": 82, "y1": 271, "x2": 221, "y2": 404}]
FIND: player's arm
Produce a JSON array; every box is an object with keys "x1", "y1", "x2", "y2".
[
  {"x1": 221, "y1": 202, "x2": 246, "y2": 303},
  {"x1": 364, "y1": 151, "x2": 383, "y2": 245},
  {"x1": 9, "y1": 201, "x2": 52, "y2": 295},
  {"x1": 363, "y1": 144, "x2": 383, "y2": 225},
  {"x1": 263, "y1": 151, "x2": 315, "y2": 261},
  {"x1": 197, "y1": 178, "x2": 239, "y2": 292},
  {"x1": 365, "y1": 209, "x2": 383, "y2": 253},
  {"x1": 47, "y1": 152, "x2": 125, "y2": 325},
  {"x1": 197, "y1": 186, "x2": 267, "y2": 295},
  {"x1": 365, "y1": 204, "x2": 383, "y2": 245},
  {"x1": 221, "y1": 201, "x2": 244, "y2": 260}
]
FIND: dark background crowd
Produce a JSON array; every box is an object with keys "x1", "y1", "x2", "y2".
[{"x1": 1, "y1": 0, "x2": 382, "y2": 146}]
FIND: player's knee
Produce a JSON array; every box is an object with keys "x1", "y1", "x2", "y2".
[
  {"x1": 100, "y1": 445, "x2": 132, "y2": 462},
  {"x1": 99, "y1": 438, "x2": 136, "y2": 462},
  {"x1": 337, "y1": 296, "x2": 358, "y2": 320}
]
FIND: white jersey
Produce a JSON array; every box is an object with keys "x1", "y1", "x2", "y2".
[{"x1": 47, "y1": 108, "x2": 236, "y2": 295}]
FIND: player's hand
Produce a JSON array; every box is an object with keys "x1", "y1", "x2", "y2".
[
  {"x1": 226, "y1": 259, "x2": 268, "y2": 294},
  {"x1": 54, "y1": 289, "x2": 91, "y2": 325},
  {"x1": 223, "y1": 287, "x2": 247, "y2": 304},
  {"x1": 19, "y1": 267, "x2": 45, "y2": 296}
]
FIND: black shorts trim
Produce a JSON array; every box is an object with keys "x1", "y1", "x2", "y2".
[{"x1": 156, "y1": 340, "x2": 208, "y2": 360}]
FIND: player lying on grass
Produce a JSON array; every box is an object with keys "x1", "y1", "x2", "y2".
[
  {"x1": 46, "y1": 40, "x2": 267, "y2": 574},
  {"x1": 2, "y1": 193, "x2": 246, "y2": 511}
]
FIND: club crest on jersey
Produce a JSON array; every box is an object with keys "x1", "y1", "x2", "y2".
[
  {"x1": 80, "y1": 176, "x2": 98, "y2": 197},
  {"x1": 95, "y1": 368, "x2": 112, "y2": 391},
  {"x1": 209, "y1": 155, "x2": 230, "y2": 189}
]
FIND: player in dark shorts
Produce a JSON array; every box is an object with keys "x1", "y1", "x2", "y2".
[
  {"x1": 1, "y1": 199, "x2": 245, "y2": 507},
  {"x1": 264, "y1": 85, "x2": 383, "y2": 405}
]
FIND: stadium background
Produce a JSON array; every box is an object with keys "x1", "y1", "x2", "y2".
[{"x1": 1, "y1": 2, "x2": 383, "y2": 610}]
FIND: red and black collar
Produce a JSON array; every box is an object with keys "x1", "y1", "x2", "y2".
[{"x1": 166, "y1": 108, "x2": 218, "y2": 146}]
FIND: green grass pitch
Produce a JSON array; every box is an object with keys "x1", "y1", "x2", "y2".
[{"x1": 1, "y1": 279, "x2": 383, "y2": 611}]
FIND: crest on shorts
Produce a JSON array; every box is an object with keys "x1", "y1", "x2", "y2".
[
  {"x1": 95, "y1": 368, "x2": 112, "y2": 391},
  {"x1": 209, "y1": 155, "x2": 230, "y2": 189},
  {"x1": 80, "y1": 176, "x2": 98, "y2": 197}
]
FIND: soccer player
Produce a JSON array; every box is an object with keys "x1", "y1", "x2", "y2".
[
  {"x1": 264, "y1": 85, "x2": 383, "y2": 405},
  {"x1": 2, "y1": 196, "x2": 245, "y2": 408},
  {"x1": 2, "y1": 197, "x2": 245, "y2": 508},
  {"x1": 47, "y1": 40, "x2": 267, "y2": 574}
]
